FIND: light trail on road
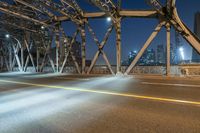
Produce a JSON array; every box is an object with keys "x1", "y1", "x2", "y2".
[{"x1": 0, "y1": 79, "x2": 200, "y2": 106}]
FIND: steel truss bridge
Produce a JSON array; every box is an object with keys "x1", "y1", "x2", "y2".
[{"x1": 0, "y1": 0, "x2": 200, "y2": 75}]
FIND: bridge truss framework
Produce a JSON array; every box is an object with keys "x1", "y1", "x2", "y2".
[{"x1": 0, "y1": 0, "x2": 200, "y2": 75}]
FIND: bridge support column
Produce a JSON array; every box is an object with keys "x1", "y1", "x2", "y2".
[
  {"x1": 9, "y1": 45, "x2": 12, "y2": 71},
  {"x1": 115, "y1": 18, "x2": 122, "y2": 74},
  {"x1": 55, "y1": 25, "x2": 60, "y2": 73},
  {"x1": 166, "y1": 23, "x2": 171, "y2": 76},
  {"x1": 80, "y1": 22, "x2": 86, "y2": 74},
  {"x1": 36, "y1": 47, "x2": 40, "y2": 72},
  {"x1": 21, "y1": 39, "x2": 24, "y2": 71}
]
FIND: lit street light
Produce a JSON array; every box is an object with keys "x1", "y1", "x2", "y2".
[
  {"x1": 179, "y1": 47, "x2": 185, "y2": 60},
  {"x1": 41, "y1": 26, "x2": 45, "y2": 29},
  {"x1": 5, "y1": 34, "x2": 20, "y2": 44},
  {"x1": 5, "y1": 34, "x2": 10, "y2": 38},
  {"x1": 107, "y1": 17, "x2": 111, "y2": 22},
  {"x1": 4, "y1": 33, "x2": 23, "y2": 72}
]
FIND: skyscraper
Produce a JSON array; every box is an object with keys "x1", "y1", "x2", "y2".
[
  {"x1": 128, "y1": 51, "x2": 137, "y2": 65},
  {"x1": 156, "y1": 44, "x2": 165, "y2": 65},
  {"x1": 192, "y1": 12, "x2": 200, "y2": 62}
]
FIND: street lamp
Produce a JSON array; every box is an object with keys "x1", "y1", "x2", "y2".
[
  {"x1": 41, "y1": 26, "x2": 45, "y2": 29},
  {"x1": 4, "y1": 33, "x2": 23, "y2": 72},
  {"x1": 5, "y1": 34, "x2": 20, "y2": 44},
  {"x1": 5, "y1": 34, "x2": 10, "y2": 38},
  {"x1": 107, "y1": 17, "x2": 111, "y2": 22},
  {"x1": 179, "y1": 47, "x2": 185, "y2": 60}
]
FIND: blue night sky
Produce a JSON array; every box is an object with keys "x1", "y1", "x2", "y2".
[{"x1": 61, "y1": 0, "x2": 200, "y2": 64}]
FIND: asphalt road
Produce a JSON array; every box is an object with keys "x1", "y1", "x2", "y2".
[{"x1": 0, "y1": 72, "x2": 200, "y2": 133}]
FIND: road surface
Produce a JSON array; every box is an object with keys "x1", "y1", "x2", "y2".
[{"x1": 0, "y1": 72, "x2": 200, "y2": 133}]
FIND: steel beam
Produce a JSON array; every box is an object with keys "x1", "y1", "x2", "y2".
[
  {"x1": 115, "y1": 18, "x2": 122, "y2": 74},
  {"x1": 0, "y1": 6, "x2": 50, "y2": 27},
  {"x1": 14, "y1": 0, "x2": 55, "y2": 18},
  {"x1": 0, "y1": 21, "x2": 37, "y2": 33},
  {"x1": 12, "y1": 42, "x2": 23, "y2": 71},
  {"x1": 125, "y1": 21, "x2": 165, "y2": 75},
  {"x1": 40, "y1": 35, "x2": 56, "y2": 72},
  {"x1": 86, "y1": 23, "x2": 114, "y2": 75},
  {"x1": 60, "y1": 28, "x2": 81, "y2": 74},
  {"x1": 55, "y1": 25, "x2": 60, "y2": 73},
  {"x1": 57, "y1": 10, "x2": 158, "y2": 21},
  {"x1": 166, "y1": 23, "x2": 171, "y2": 76},
  {"x1": 119, "y1": 10, "x2": 157, "y2": 18},
  {"x1": 80, "y1": 23, "x2": 86, "y2": 74},
  {"x1": 39, "y1": 0, "x2": 80, "y2": 24},
  {"x1": 24, "y1": 34, "x2": 36, "y2": 72}
]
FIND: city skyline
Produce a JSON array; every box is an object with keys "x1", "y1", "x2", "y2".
[{"x1": 123, "y1": 42, "x2": 185, "y2": 66}]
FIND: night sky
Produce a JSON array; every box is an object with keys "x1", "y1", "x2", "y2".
[{"x1": 62, "y1": 0, "x2": 200, "y2": 64}]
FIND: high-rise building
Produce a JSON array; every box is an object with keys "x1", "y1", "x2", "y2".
[
  {"x1": 140, "y1": 49, "x2": 156, "y2": 65},
  {"x1": 192, "y1": 12, "x2": 200, "y2": 62},
  {"x1": 128, "y1": 51, "x2": 137, "y2": 65},
  {"x1": 156, "y1": 44, "x2": 165, "y2": 65},
  {"x1": 127, "y1": 49, "x2": 156, "y2": 66},
  {"x1": 170, "y1": 43, "x2": 177, "y2": 64},
  {"x1": 174, "y1": 31, "x2": 183, "y2": 64}
]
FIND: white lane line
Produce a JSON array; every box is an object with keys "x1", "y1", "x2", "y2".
[
  {"x1": 142, "y1": 82, "x2": 200, "y2": 88},
  {"x1": 54, "y1": 77, "x2": 91, "y2": 81}
]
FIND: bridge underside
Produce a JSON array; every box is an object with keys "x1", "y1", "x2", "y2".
[{"x1": 0, "y1": 0, "x2": 200, "y2": 76}]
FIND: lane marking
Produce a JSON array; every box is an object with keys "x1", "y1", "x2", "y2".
[
  {"x1": 0, "y1": 79, "x2": 200, "y2": 106},
  {"x1": 142, "y1": 82, "x2": 200, "y2": 88},
  {"x1": 54, "y1": 77, "x2": 91, "y2": 81}
]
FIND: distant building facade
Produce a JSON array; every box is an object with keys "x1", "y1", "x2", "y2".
[
  {"x1": 170, "y1": 43, "x2": 177, "y2": 64},
  {"x1": 156, "y1": 44, "x2": 165, "y2": 65},
  {"x1": 127, "y1": 51, "x2": 137, "y2": 65},
  {"x1": 51, "y1": 36, "x2": 91, "y2": 66},
  {"x1": 124, "y1": 43, "x2": 179, "y2": 66},
  {"x1": 126, "y1": 49, "x2": 156, "y2": 66},
  {"x1": 140, "y1": 49, "x2": 156, "y2": 65},
  {"x1": 192, "y1": 12, "x2": 200, "y2": 62}
]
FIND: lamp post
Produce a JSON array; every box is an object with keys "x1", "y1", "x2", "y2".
[
  {"x1": 5, "y1": 34, "x2": 21, "y2": 45},
  {"x1": 107, "y1": 17, "x2": 111, "y2": 22},
  {"x1": 179, "y1": 47, "x2": 185, "y2": 64},
  {"x1": 5, "y1": 34, "x2": 23, "y2": 72}
]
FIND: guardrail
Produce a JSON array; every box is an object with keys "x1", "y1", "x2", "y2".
[{"x1": 7, "y1": 64, "x2": 200, "y2": 76}]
